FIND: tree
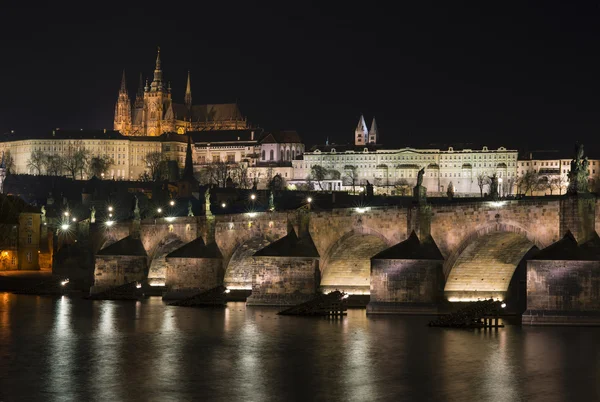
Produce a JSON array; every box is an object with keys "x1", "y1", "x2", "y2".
[
  {"x1": 143, "y1": 151, "x2": 165, "y2": 181},
  {"x1": 231, "y1": 164, "x2": 250, "y2": 189},
  {"x1": 476, "y1": 172, "x2": 490, "y2": 197},
  {"x1": 89, "y1": 155, "x2": 114, "y2": 178},
  {"x1": 269, "y1": 174, "x2": 286, "y2": 192},
  {"x1": 517, "y1": 170, "x2": 540, "y2": 196},
  {"x1": 310, "y1": 165, "x2": 327, "y2": 190},
  {"x1": 394, "y1": 178, "x2": 410, "y2": 196},
  {"x1": 503, "y1": 177, "x2": 516, "y2": 196},
  {"x1": 447, "y1": 181, "x2": 455, "y2": 200},
  {"x1": 3, "y1": 150, "x2": 14, "y2": 174},
  {"x1": 27, "y1": 149, "x2": 45, "y2": 175},
  {"x1": 62, "y1": 145, "x2": 90, "y2": 180},
  {"x1": 327, "y1": 169, "x2": 341, "y2": 180},
  {"x1": 43, "y1": 154, "x2": 64, "y2": 176},
  {"x1": 138, "y1": 171, "x2": 153, "y2": 182},
  {"x1": 554, "y1": 175, "x2": 568, "y2": 195},
  {"x1": 343, "y1": 165, "x2": 359, "y2": 194}
]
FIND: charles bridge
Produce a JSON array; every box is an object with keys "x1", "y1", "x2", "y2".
[{"x1": 85, "y1": 191, "x2": 600, "y2": 325}]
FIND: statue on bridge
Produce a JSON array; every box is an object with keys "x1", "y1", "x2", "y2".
[
  {"x1": 568, "y1": 143, "x2": 589, "y2": 194},
  {"x1": 268, "y1": 191, "x2": 275, "y2": 211},
  {"x1": 204, "y1": 187, "x2": 212, "y2": 216},
  {"x1": 489, "y1": 173, "x2": 499, "y2": 200},
  {"x1": 417, "y1": 167, "x2": 425, "y2": 187},
  {"x1": 188, "y1": 200, "x2": 194, "y2": 217},
  {"x1": 89, "y1": 205, "x2": 95, "y2": 223},
  {"x1": 133, "y1": 196, "x2": 140, "y2": 221}
]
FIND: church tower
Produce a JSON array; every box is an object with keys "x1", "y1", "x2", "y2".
[
  {"x1": 113, "y1": 70, "x2": 132, "y2": 134},
  {"x1": 184, "y1": 70, "x2": 192, "y2": 111},
  {"x1": 354, "y1": 114, "x2": 368, "y2": 146},
  {"x1": 143, "y1": 47, "x2": 171, "y2": 136},
  {"x1": 368, "y1": 117, "x2": 378, "y2": 144}
]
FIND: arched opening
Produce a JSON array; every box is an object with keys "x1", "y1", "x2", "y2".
[
  {"x1": 147, "y1": 235, "x2": 185, "y2": 286},
  {"x1": 320, "y1": 232, "x2": 389, "y2": 295},
  {"x1": 224, "y1": 237, "x2": 272, "y2": 291},
  {"x1": 444, "y1": 230, "x2": 539, "y2": 313}
]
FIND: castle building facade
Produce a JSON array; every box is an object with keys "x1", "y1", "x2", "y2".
[
  {"x1": 292, "y1": 115, "x2": 519, "y2": 195},
  {"x1": 114, "y1": 48, "x2": 248, "y2": 136}
]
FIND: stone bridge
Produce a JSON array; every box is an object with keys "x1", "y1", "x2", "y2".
[{"x1": 91, "y1": 195, "x2": 598, "y2": 304}]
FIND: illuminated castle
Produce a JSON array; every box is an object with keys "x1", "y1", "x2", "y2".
[{"x1": 114, "y1": 48, "x2": 247, "y2": 136}]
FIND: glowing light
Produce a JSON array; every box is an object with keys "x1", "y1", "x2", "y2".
[
  {"x1": 43, "y1": 222, "x2": 47, "y2": 225},
  {"x1": 72, "y1": 217, "x2": 77, "y2": 222},
  {"x1": 108, "y1": 213, "x2": 113, "y2": 218},
  {"x1": 355, "y1": 207, "x2": 367, "y2": 214},
  {"x1": 250, "y1": 194, "x2": 256, "y2": 200},
  {"x1": 108, "y1": 206, "x2": 113, "y2": 212},
  {"x1": 1, "y1": 251, "x2": 7, "y2": 257},
  {"x1": 501, "y1": 303, "x2": 507, "y2": 309},
  {"x1": 246, "y1": 212, "x2": 257, "y2": 218},
  {"x1": 224, "y1": 289, "x2": 231, "y2": 294},
  {"x1": 61, "y1": 279, "x2": 69, "y2": 286},
  {"x1": 60, "y1": 224, "x2": 70, "y2": 231},
  {"x1": 169, "y1": 200, "x2": 175, "y2": 206},
  {"x1": 165, "y1": 217, "x2": 175, "y2": 222},
  {"x1": 307, "y1": 197, "x2": 312, "y2": 203},
  {"x1": 63, "y1": 211, "x2": 70, "y2": 217},
  {"x1": 489, "y1": 201, "x2": 506, "y2": 208},
  {"x1": 221, "y1": 203, "x2": 226, "y2": 208},
  {"x1": 342, "y1": 294, "x2": 349, "y2": 299},
  {"x1": 157, "y1": 208, "x2": 162, "y2": 213},
  {"x1": 105, "y1": 220, "x2": 114, "y2": 227},
  {"x1": 149, "y1": 282, "x2": 165, "y2": 287},
  {"x1": 136, "y1": 282, "x2": 142, "y2": 289}
]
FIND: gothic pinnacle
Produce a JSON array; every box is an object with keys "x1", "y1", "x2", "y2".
[{"x1": 120, "y1": 70, "x2": 127, "y2": 93}]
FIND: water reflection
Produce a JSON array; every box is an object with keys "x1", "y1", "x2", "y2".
[{"x1": 1, "y1": 294, "x2": 600, "y2": 401}]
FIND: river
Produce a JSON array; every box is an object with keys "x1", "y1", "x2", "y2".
[{"x1": 0, "y1": 293, "x2": 599, "y2": 401}]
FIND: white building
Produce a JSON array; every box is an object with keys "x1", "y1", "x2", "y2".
[{"x1": 292, "y1": 116, "x2": 518, "y2": 196}]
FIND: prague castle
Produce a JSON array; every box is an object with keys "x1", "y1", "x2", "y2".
[{"x1": 114, "y1": 48, "x2": 247, "y2": 136}]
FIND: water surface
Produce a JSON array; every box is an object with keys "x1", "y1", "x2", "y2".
[{"x1": 1, "y1": 293, "x2": 599, "y2": 401}]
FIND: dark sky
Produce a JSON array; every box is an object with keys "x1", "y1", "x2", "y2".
[{"x1": 2, "y1": 1, "x2": 600, "y2": 153}]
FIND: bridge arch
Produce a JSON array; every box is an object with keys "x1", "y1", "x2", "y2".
[
  {"x1": 320, "y1": 228, "x2": 392, "y2": 295},
  {"x1": 147, "y1": 233, "x2": 186, "y2": 286},
  {"x1": 223, "y1": 236, "x2": 273, "y2": 290},
  {"x1": 443, "y1": 222, "x2": 545, "y2": 303}
]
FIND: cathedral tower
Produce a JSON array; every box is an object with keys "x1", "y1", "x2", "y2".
[
  {"x1": 354, "y1": 114, "x2": 368, "y2": 146},
  {"x1": 144, "y1": 47, "x2": 171, "y2": 136},
  {"x1": 113, "y1": 70, "x2": 132, "y2": 134},
  {"x1": 184, "y1": 70, "x2": 192, "y2": 111},
  {"x1": 368, "y1": 117, "x2": 378, "y2": 144}
]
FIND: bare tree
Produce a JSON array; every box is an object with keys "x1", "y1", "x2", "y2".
[
  {"x1": 476, "y1": 172, "x2": 490, "y2": 197},
  {"x1": 517, "y1": 170, "x2": 540, "y2": 196},
  {"x1": 447, "y1": 181, "x2": 455, "y2": 200},
  {"x1": 143, "y1": 151, "x2": 165, "y2": 181},
  {"x1": 62, "y1": 145, "x2": 90, "y2": 180},
  {"x1": 3, "y1": 150, "x2": 14, "y2": 174},
  {"x1": 27, "y1": 149, "x2": 45, "y2": 175},
  {"x1": 310, "y1": 165, "x2": 327, "y2": 190},
  {"x1": 43, "y1": 154, "x2": 64, "y2": 176},
  {"x1": 231, "y1": 164, "x2": 250, "y2": 189},
  {"x1": 343, "y1": 165, "x2": 359, "y2": 194}
]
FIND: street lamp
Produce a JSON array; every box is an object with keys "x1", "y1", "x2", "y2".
[
  {"x1": 221, "y1": 203, "x2": 227, "y2": 208},
  {"x1": 307, "y1": 197, "x2": 312, "y2": 203},
  {"x1": 108, "y1": 206, "x2": 113, "y2": 212},
  {"x1": 169, "y1": 200, "x2": 175, "y2": 206},
  {"x1": 157, "y1": 208, "x2": 162, "y2": 214},
  {"x1": 63, "y1": 211, "x2": 70, "y2": 217},
  {"x1": 72, "y1": 217, "x2": 77, "y2": 222}
]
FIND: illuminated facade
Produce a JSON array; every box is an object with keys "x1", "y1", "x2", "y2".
[
  {"x1": 114, "y1": 48, "x2": 248, "y2": 136},
  {"x1": 292, "y1": 116, "x2": 519, "y2": 195}
]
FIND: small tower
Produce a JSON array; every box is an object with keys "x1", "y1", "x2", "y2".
[
  {"x1": 354, "y1": 114, "x2": 368, "y2": 146},
  {"x1": 184, "y1": 70, "x2": 192, "y2": 110},
  {"x1": 145, "y1": 47, "x2": 170, "y2": 136},
  {"x1": 113, "y1": 70, "x2": 132, "y2": 135},
  {"x1": 368, "y1": 117, "x2": 378, "y2": 144}
]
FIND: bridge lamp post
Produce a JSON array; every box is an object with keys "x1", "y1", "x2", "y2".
[
  {"x1": 221, "y1": 203, "x2": 227, "y2": 208},
  {"x1": 250, "y1": 194, "x2": 256, "y2": 201},
  {"x1": 72, "y1": 217, "x2": 77, "y2": 222},
  {"x1": 63, "y1": 211, "x2": 70, "y2": 217},
  {"x1": 169, "y1": 200, "x2": 175, "y2": 206},
  {"x1": 108, "y1": 206, "x2": 113, "y2": 212}
]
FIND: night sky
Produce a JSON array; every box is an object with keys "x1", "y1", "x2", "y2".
[{"x1": 2, "y1": 2, "x2": 600, "y2": 153}]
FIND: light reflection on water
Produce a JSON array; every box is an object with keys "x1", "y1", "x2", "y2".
[{"x1": 1, "y1": 294, "x2": 600, "y2": 402}]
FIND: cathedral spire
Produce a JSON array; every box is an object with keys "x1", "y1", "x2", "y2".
[
  {"x1": 185, "y1": 70, "x2": 192, "y2": 109},
  {"x1": 354, "y1": 114, "x2": 368, "y2": 146},
  {"x1": 368, "y1": 117, "x2": 378, "y2": 144},
  {"x1": 151, "y1": 46, "x2": 164, "y2": 91},
  {"x1": 134, "y1": 73, "x2": 144, "y2": 108},
  {"x1": 119, "y1": 70, "x2": 127, "y2": 94}
]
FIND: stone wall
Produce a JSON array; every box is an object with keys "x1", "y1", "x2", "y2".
[
  {"x1": 246, "y1": 257, "x2": 319, "y2": 306},
  {"x1": 523, "y1": 260, "x2": 600, "y2": 325},
  {"x1": 91, "y1": 255, "x2": 147, "y2": 293},
  {"x1": 163, "y1": 257, "x2": 222, "y2": 299},
  {"x1": 368, "y1": 259, "x2": 443, "y2": 314},
  {"x1": 560, "y1": 195, "x2": 596, "y2": 243}
]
